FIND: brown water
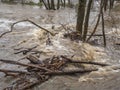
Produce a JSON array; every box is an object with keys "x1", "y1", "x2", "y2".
[{"x1": 0, "y1": 2, "x2": 120, "y2": 90}]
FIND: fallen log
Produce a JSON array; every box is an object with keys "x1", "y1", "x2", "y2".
[
  {"x1": 0, "y1": 59, "x2": 51, "y2": 72},
  {"x1": 61, "y1": 56, "x2": 110, "y2": 66},
  {"x1": 100, "y1": 64, "x2": 120, "y2": 70},
  {"x1": 44, "y1": 68, "x2": 98, "y2": 75},
  {"x1": 19, "y1": 76, "x2": 49, "y2": 90},
  {"x1": 19, "y1": 80, "x2": 41, "y2": 90}
]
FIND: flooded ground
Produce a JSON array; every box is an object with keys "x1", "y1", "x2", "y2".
[{"x1": 0, "y1": 2, "x2": 120, "y2": 90}]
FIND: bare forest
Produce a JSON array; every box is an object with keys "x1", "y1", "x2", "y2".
[{"x1": 0, "y1": 0, "x2": 120, "y2": 90}]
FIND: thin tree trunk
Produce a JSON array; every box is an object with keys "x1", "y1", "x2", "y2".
[
  {"x1": 57, "y1": 0, "x2": 60, "y2": 9},
  {"x1": 110, "y1": 0, "x2": 115, "y2": 10},
  {"x1": 76, "y1": 0, "x2": 87, "y2": 36},
  {"x1": 41, "y1": 0, "x2": 49, "y2": 9},
  {"x1": 47, "y1": 0, "x2": 51, "y2": 9},
  {"x1": 83, "y1": 0, "x2": 93, "y2": 41},
  {"x1": 87, "y1": 0, "x2": 104, "y2": 41},
  {"x1": 104, "y1": 0, "x2": 108, "y2": 11},
  {"x1": 101, "y1": 9, "x2": 106, "y2": 47},
  {"x1": 63, "y1": 0, "x2": 66, "y2": 7},
  {"x1": 51, "y1": 0, "x2": 55, "y2": 10}
]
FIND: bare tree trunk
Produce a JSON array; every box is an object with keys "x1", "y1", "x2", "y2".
[
  {"x1": 104, "y1": 0, "x2": 108, "y2": 11},
  {"x1": 83, "y1": 0, "x2": 93, "y2": 41},
  {"x1": 110, "y1": 0, "x2": 115, "y2": 10},
  {"x1": 57, "y1": 0, "x2": 60, "y2": 9},
  {"x1": 41, "y1": 0, "x2": 49, "y2": 9},
  {"x1": 63, "y1": 0, "x2": 66, "y2": 7},
  {"x1": 87, "y1": 0, "x2": 104, "y2": 41},
  {"x1": 51, "y1": 0, "x2": 55, "y2": 10},
  {"x1": 47, "y1": 0, "x2": 51, "y2": 9},
  {"x1": 76, "y1": 0, "x2": 87, "y2": 36},
  {"x1": 101, "y1": 8, "x2": 106, "y2": 47}
]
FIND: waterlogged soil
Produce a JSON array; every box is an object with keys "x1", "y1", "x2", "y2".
[{"x1": 0, "y1": 3, "x2": 120, "y2": 90}]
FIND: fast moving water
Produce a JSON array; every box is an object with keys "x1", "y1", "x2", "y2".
[{"x1": 0, "y1": 2, "x2": 120, "y2": 90}]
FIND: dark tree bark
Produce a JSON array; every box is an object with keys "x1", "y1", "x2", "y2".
[
  {"x1": 110, "y1": 0, "x2": 115, "y2": 10},
  {"x1": 41, "y1": 0, "x2": 49, "y2": 9},
  {"x1": 83, "y1": 0, "x2": 93, "y2": 41},
  {"x1": 47, "y1": 0, "x2": 51, "y2": 9},
  {"x1": 57, "y1": 0, "x2": 60, "y2": 9},
  {"x1": 76, "y1": 0, "x2": 87, "y2": 36},
  {"x1": 51, "y1": 0, "x2": 55, "y2": 10},
  {"x1": 104, "y1": 0, "x2": 108, "y2": 11}
]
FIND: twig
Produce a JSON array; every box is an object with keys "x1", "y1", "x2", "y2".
[
  {"x1": 0, "y1": 19, "x2": 55, "y2": 38},
  {"x1": 60, "y1": 24, "x2": 68, "y2": 31}
]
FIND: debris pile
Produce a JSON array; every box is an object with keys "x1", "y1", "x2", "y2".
[{"x1": 0, "y1": 53, "x2": 109, "y2": 90}]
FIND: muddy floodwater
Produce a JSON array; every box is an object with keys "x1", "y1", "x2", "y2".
[{"x1": 0, "y1": 2, "x2": 120, "y2": 90}]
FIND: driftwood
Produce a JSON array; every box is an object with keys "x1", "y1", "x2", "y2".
[
  {"x1": 0, "y1": 59, "x2": 51, "y2": 72},
  {"x1": 44, "y1": 68, "x2": 98, "y2": 75},
  {"x1": 0, "y1": 19, "x2": 55, "y2": 38},
  {"x1": 102, "y1": 64, "x2": 120, "y2": 70},
  {"x1": 14, "y1": 45, "x2": 38, "y2": 54},
  {"x1": 19, "y1": 80, "x2": 42, "y2": 90},
  {"x1": 26, "y1": 54, "x2": 44, "y2": 64},
  {"x1": 61, "y1": 56, "x2": 110, "y2": 66},
  {"x1": 0, "y1": 55, "x2": 114, "y2": 90}
]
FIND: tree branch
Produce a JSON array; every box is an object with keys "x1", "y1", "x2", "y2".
[
  {"x1": 61, "y1": 56, "x2": 110, "y2": 66},
  {"x1": 0, "y1": 59, "x2": 52, "y2": 72},
  {"x1": 0, "y1": 19, "x2": 55, "y2": 38}
]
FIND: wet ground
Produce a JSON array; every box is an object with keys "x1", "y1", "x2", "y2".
[{"x1": 0, "y1": 2, "x2": 120, "y2": 90}]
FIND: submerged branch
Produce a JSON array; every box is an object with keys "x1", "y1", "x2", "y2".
[
  {"x1": 44, "y1": 68, "x2": 98, "y2": 75},
  {"x1": 61, "y1": 56, "x2": 110, "y2": 66},
  {"x1": 0, "y1": 59, "x2": 51, "y2": 72},
  {"x1": 0, "y1": 19, "x2": 55, "y2": 38}
]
